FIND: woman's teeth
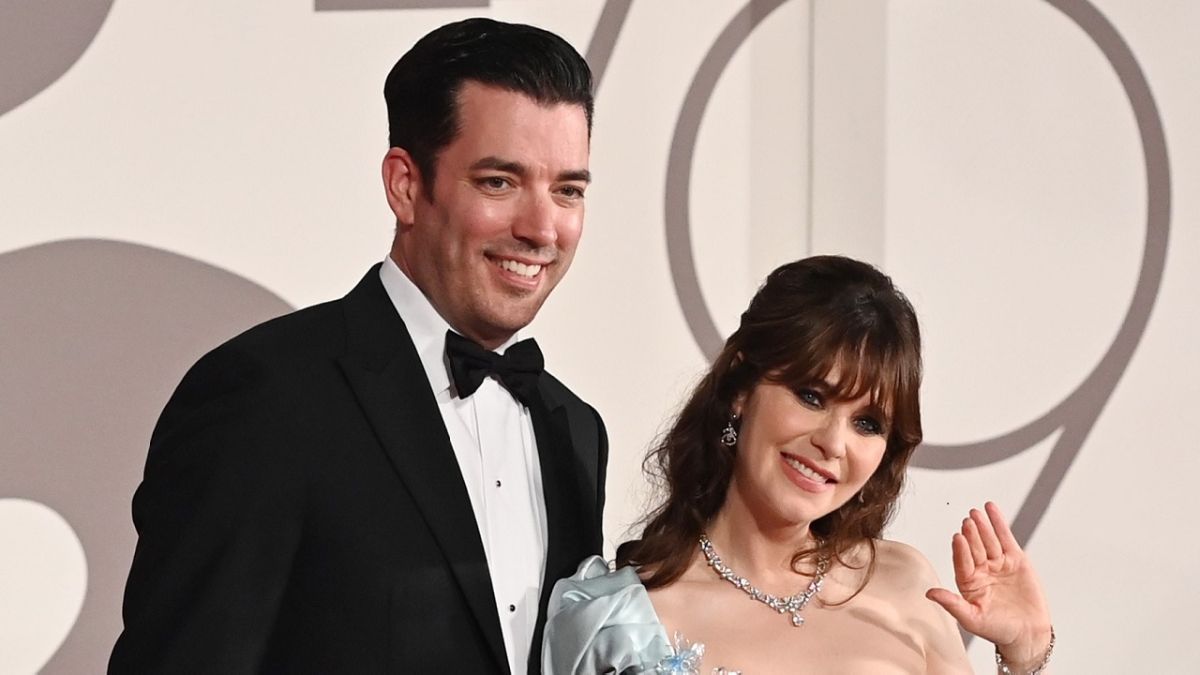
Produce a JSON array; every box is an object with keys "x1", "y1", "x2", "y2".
[{"x1": 785, "y1": 456, "x2": 829, "y2": 484}]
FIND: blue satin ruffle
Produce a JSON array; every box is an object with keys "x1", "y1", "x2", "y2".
[{"x1": 542, "y1": 556, "x2": 673, "y2": 674}]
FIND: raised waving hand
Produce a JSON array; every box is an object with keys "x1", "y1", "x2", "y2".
[{"x1": 926, "y1": 502, "x2": 1054, "y2": 671}]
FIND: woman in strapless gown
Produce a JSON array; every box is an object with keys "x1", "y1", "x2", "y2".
[{"x1": 543, "y1": 256, "x2": 1054, "y2": 674}]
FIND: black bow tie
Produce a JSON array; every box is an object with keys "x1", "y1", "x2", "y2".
[{"x1": 444, "y1": 330, "x2": 544, "y2": 407}]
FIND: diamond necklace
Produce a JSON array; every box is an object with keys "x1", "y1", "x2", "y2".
[{"x1": 698, "y1": 534, "x2": 828, "y2": 628}]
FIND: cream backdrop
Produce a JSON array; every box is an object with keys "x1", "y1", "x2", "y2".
[{"x1": 1, "y1": 0, "x2": 1197, "y2": 673}]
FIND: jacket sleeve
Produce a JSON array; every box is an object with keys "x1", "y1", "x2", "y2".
[{"x1": 109, "y1": 344, "x2": 307, "y2": 674}]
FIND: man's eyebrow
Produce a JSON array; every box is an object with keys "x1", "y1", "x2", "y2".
[
  {"x1": 470, "y1": 156, "x2": 525, "y2": 174},
  {"x1": 557, "y1": 169, "x2": 592, "y2": 184},
  {"x1": 469, "y1": 156, "x2": 591, "y2": 184}
]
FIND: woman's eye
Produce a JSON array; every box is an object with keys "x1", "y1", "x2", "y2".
[
  {"x1": 855, "y1": 416, "x2": 884, "y2": 436},
  {"x1": 796, "y1": 388, "x2": 823, "y2": 408}
]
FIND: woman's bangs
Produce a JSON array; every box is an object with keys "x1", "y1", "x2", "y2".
[{"x1": 773, "y1": 329, "x2": 902, "y2": 419}]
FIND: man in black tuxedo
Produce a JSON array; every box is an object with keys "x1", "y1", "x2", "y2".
[{"x1": 110, "y1": 19, "x2": 606, "y2": 674}]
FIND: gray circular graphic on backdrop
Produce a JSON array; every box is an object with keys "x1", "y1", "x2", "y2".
[
  {"x1": 664, "y1": 0, "x2": 1170, "y2": 545},
  {"x1": 908, "y1": 0, "x2": 1170, "y2": 541},
  {"x1": 665, "y1": 0, "x2": 792, "y2": 360},
  {"x1": 0, "y1": 0, "x2": 115, "y2": 117},
  {"x1": 0, "y1": 239, "x2": 292, "y2": 673}
]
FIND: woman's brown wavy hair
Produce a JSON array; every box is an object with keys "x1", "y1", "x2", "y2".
[{"x1": 616, "y1": 256, "x2": 923, "y2": 598}]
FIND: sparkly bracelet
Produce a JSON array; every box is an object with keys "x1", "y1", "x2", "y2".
[{"x1": 995, "y1": 626, "x2": 1055, "y2": 675}]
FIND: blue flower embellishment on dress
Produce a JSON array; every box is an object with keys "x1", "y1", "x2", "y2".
[
  {"x1": 654, "y1": 633, "x2": 703, "y2": 674},
  {"x1": 654, "y1": 633, "x2": 740, "y2": 675}
]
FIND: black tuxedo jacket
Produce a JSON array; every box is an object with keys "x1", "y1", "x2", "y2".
[{"x1": 110, "y1": 265, "x2": 608, "y2": 674}]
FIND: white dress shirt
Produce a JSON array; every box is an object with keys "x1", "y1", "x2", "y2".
[{"x1": 379, "y1": 258, "x2": 547, "y2": 675}]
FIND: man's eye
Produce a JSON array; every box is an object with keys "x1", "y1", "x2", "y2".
[
  {"x1": 478, "y1": 176, "x2": 511, "y2": 190},
  {"x1": 558, "y1": 185, "x2": 586, "y2": 199}
]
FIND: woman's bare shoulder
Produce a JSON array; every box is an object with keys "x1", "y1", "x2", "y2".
[
  {"x1": 835, "y1": 538, "x2": 945, "y2": 607},
  {"x1": 853, "y1": 540, "x2": 970, "y2": 668},
  {"x1": 874, "y1": 538, "x2": 941, "y2": 582}
]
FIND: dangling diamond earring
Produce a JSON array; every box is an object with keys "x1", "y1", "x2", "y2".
[{"x1": 720, "y1": 415, "x2": 739, "y2": 447}]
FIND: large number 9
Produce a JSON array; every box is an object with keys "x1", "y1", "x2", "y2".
[{"x1": 662, "y1": 0, "x2": 1171, "y2": 553}]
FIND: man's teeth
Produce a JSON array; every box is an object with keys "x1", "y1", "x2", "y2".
[
  {"x1": 499, "y1": 259, "x2": 542, "y2": 278},
  {"x1": 785, "y1": 457, "x2": 829, "y2": 484}
]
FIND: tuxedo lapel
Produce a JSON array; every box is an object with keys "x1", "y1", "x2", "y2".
[
  {"x1": 527, "y1": 384, "x2": 594, "y2": 675},
  {"x1": 336, "y1": 267, "x2": 508, "y2": 673},
  {"x1": 531, "y1": 400, "x2": 588, "y2": 589}
]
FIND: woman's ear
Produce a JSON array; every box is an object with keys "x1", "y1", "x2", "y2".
[
  {"x1": 728, "y1": 352, "x2": 749, "y2": 418},
  {"x1": 731, "y1": 390, "x2": 747, "y2": 419}
]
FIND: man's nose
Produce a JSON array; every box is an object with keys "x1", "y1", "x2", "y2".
[{"x1": 511, "y1": 192, "x2": 559, "y2": 249}]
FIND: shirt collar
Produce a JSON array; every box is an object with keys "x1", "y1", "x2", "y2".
[{"x1": 378, "y1": 257, "x2": 522, "y2": 395}]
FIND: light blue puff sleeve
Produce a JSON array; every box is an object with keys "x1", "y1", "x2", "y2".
[{"x1": 542, "y1": 556, "x2": 673, "y2": 675}]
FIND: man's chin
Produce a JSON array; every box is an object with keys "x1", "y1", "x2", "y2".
[{"x1": 480, "y1": 300, "x2": 546, "y2": 338}]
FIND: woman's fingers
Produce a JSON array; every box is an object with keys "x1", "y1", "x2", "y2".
[
  {"x1": 985, "y1": 501, "x2": 1022, "y2": 555},
  {"x1": 971, "y1": 507, "x2": 1004, "y2": 559},
  {"x1": 962, "y1": 517, "x2": 988, "y2": 566},
  {"x1": 926, "y1": 587, "x2": 977, "y2": 629},
  {"x1": 951, "y1": 532, "x2": 975, "y2": 584}
]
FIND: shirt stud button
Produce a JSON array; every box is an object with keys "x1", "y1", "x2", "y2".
[
  {"x1": 508, "y1": 604, "x2": 516, "y2": 612},
  {"x1": 495, "y1": 480, "x2": 502, "y2": 487}
]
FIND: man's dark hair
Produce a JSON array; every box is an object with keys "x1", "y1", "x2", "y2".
[{"x1": 384, "y1": 18, "x2": 594, "y2": 190}]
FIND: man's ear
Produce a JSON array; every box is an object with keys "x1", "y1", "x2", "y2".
[{"x1": 382, "y1": 147, "x2": 421, "y2": 228}]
